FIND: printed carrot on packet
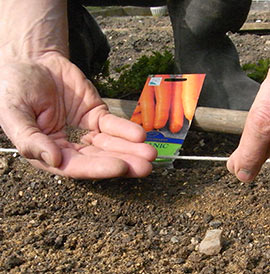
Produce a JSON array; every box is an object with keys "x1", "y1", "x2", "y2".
[
  {"x1": 139, "y1": 78, "x2": 156, "y2": 132},
  {"x1": 169, "y1": 80, "x2": 184, "y2": 133},
  {"x1": 182, "y1": 74, "x2": 205, "y2": 121},
  {"x1": 154, "y1": 75, "x2": 172, "y2": 129},
  {"x1": 130, "y1": 74, "x2": 205, "y2": 166}
]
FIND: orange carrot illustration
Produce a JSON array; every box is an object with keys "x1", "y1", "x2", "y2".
[
  {"x1": 154, "y1": 79, "x2": 172, "y2": 129},
  {"x1": 182, "y1": 74, "x2": 205, "y2": 121},
  {"x1": 140, "y1": 83, "x2": 155, "y2": 132},
  {"x1": 130, "y1": 112, "x2": 142, "y2": 125},
  {"x1": 169, "y1": 81, "x2": 184, "y2": 133},
  {"x1": 132, "y1": 103, "x2": 141, "y2": 115}
]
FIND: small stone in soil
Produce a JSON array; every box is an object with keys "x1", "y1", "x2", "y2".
[
  {"x1": 198, "y1": 229, "x2": 223, "y2": 256},
  {"x1": 170, "y1": 236, "x2": 179, "y2": 243},
  {"x1": 0, "y1": 157, "x2": 8, "y2": 175},
  {"x1": 209, "y1": 220, "x2": 223, "y2": 229},
  {"x1": 5, "y1": 254, "x2": 25, "y2": 270},
  {"x1": 204, "y1": 214, "x2": 214, "y2": 223}
]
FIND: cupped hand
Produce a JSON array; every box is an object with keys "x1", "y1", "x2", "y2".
[
  {"x1": 0, "y1": 55, "x2": 157, "y2": 179},
  {"x1": 227, "y1": 69, "x2": 270, "y2": 182}
]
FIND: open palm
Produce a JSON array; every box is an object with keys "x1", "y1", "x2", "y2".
[{"x1": 0, "y1": 54, "x2": 157, "y2": 179}]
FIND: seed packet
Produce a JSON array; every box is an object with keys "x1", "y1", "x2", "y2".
[{"x1": 130, "y1": 74, "x2": 205, "y2": 167}]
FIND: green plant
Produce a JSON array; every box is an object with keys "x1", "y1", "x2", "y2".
[
  {"x1": 242, "y1": 58, "x2": 270, "y2": 84},
  {"x1": 92, "y1": 50, "x2": 175, "y2": 99},
  {"x1": 93, "y1": 51, "x2": 269, "y2": 100}
]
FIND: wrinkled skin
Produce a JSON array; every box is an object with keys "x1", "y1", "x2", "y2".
[{"x1": 0, "y1": 0, "x2": 157, "y2": 179}]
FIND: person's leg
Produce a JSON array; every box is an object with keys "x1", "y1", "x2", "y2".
[
  {"x1": 68, "y1": 1, "x2": 110, "y2": 78},
  {"x1": 168, "y1": 0, "x2": 259, "y2": 110},
  {"x1": 68, "y1": 0, "x2": 166, "y2": 78}
]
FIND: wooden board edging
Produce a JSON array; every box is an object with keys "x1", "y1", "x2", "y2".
[{"x1": 102, "y1": 98, "x2": 248, "y2": 135}]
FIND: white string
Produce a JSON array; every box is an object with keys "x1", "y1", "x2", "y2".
[
  {"x1": 1, "y1": 147, "x2": 270, "y2": 163},
  {"x1": 0, "y1": 148, "x2": 19, "y2": 153},
  {"x1": 157, "y1": 155, "x2": 270, "y2": 163},
  {"x1": 157, "y1": 155, "x2": 229, "y2": 161}
]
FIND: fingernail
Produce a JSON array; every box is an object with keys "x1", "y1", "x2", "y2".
[
  {"x1": 226, "y1": 158, "x2": 234, "y2": 174},
  {"x1": 41, "y1": 152, "x2": 51, "y2": 166},
  {"x1": 237, "y1": 169, "x2": 252, "y2": 182}
]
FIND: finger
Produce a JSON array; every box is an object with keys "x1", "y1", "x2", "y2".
[
  {"x1": 98, "y1": 113, "x2": 147, "y2": 143},
  {"x1": 0, "y1": 107, "x2": 62, "y2": 167},
  {"x1": 30, "y1": 145, "x2": 154, "y2": 179},
  {"x1": 81, "y1": 132, "x2": 157, "y2": 162},
  {"x1": 74, "y1": 79, "x2": 148, "y2": 143},
  {"x1": 79, "y1": 146, "x2": 153, "y2": 178},
  {"x1": 32, "y1": 147, "x2": 130, "y2": 179},
  {"x1": 227, "y1": 69, "x2": 270, "y2": 182}
]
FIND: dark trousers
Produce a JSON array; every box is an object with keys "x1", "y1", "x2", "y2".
[{"x1": 68, "y1": 0, "x2": 258, "y2": 110}]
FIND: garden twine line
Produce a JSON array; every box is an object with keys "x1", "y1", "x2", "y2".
[
  {"x1": 1, "y1": 147, "x2": 270, "y2": 163},
  {"x1": 0, "y1": 148, "x2": 19, "y2": 153},
  {"x1": 158, "y1": 155, "x2": 270, "y2": 163}
]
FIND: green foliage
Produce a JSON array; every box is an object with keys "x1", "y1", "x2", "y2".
[
  {"x1": 242, "y1": 58, "x2": 270, "y2": 84},
  {"x1": 93, "y1": 51, "x2": 269, "y2": 99},
  {"x1": 92, "y1": 50, "x2": 174, "y2": 98}
]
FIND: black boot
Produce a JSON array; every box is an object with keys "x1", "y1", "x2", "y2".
[{"x1": 168, "y1": 0, "x2": 259, "y2": 110}]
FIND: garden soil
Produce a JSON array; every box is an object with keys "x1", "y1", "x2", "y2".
[{"x1": 0, "y1": 10, "x2": 270, "y2": 274}]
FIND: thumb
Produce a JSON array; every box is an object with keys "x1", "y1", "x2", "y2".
[
  {"x1": 227, "y1": 69, "x2": 270, "y2": 182},
  {"x1": 1, "y1": 108, "x2": 62, "y2": 167},
  {"x1": 17, "y1": 129, "x2": 62, "y2": 168}
]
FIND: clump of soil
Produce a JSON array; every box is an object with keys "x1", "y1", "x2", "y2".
[{"x1": 1, "y1": 10, "x2": 270, "y2": 273}]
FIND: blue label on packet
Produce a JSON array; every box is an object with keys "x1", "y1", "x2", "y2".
[
  {"x1": 146, "y1": 131, "x2": 184, "y2": 144},
  {"x1": 149, "y1": 77, "x2": 162, "y2": 86}
]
